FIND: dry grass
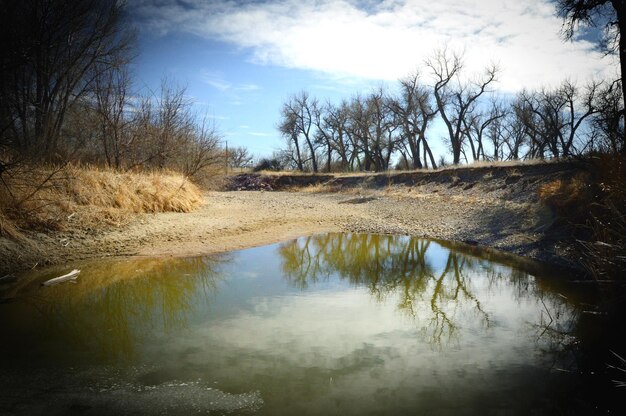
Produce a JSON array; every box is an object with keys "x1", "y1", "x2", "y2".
[
  {"x1": 0, "y1": 210, "x2": 23, "y2": 240},
  {"x1": 448, "y1": 158, "x2": 551, "y2": 169},
  {"x1": 0, "y1": 164, "x2": 203, "y2": 237},
  {"x1": 296, "y1": 183, "x2": 334, "y2": 193},
  {"x1": 580, "y1": 154, "x2": 626, "y2": 281},
  {"x1": 253, "y1": 169, "x2": 331, "y2": 177},
  {"x1": 383, "y1": 158, "x2": 551, "y2": 175},
  {"x1": 537, "y1": 173, "x2": 594, "y2": 218},
  {"x1": 65, "y1": 165, "x2": 202, "y2": 213},
  {"x1": 537, "y1": 153, "x2": 626, "y2": 281}
]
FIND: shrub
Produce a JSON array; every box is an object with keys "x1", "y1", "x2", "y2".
[{"x1": 253, "y1": 158, "x2": 284, "y2": 172}]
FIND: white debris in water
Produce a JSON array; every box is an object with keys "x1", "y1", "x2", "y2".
[
  {"x1": 0, "y1": 367, "x2": 264, "y2": 414},
  {"x1": 88, "y1": 381, "x2": 264, "y2": 414}
]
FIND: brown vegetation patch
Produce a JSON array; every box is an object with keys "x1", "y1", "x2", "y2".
[
  {"x1": 0, "y1": 164, "x2": 203, "y2": 238},
  {"x1": 533, "y1": 155, "x2": 626, "y2": 280},
  {"x1": 537, "y1": 173, "x2": 595, "y2": 219},
  {"x1": 581, "y1": 155, "x2": 626, "y2": 280}
]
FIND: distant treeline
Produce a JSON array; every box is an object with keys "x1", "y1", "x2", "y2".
[
  {"x1": 1, "y1": 1, "x2": 623, "y2": 177},
  {"x1": 276, "y1": 49, "x2": 624, "y2": 172}
]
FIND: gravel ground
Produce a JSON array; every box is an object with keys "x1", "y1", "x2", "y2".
[{"x1": 0, "y1": 173, "x2": 581, "y2": 278}]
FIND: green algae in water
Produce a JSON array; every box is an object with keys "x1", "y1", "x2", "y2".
[{"x1": 0, "y1": 233, "x2": 610, "y2": 415}]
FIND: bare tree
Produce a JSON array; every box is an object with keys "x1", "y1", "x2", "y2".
[
  {"x1": 501, "y1": 108, "x2": 530, "y2": 161},
  {"x1": 516, "y1": 80, "x2": 600, "y2": 158},
  {"x1": 368, "y1": 88, "x2": 399, "y2": 171},
  {"x1": 125, "y1": 80, "x2": 194, "y2": 169},
  {"x1": 154, "y1": 80, "x2": 194, "y2": 168},
  {"x1": 427, "y1": 48, "x2": 498, "y2": 164},
  {"x1": 228, "y1": 146, "x2": 253, "y2": 169},
  {"x1": 346, "y1": 89, "x2": 400, "y2": 172},
  {"x1": 93, "y1": 65, "x2": 132, "y2": 168},
  {"x1": 557, "y1": 0, "x2": 626, "y2": 153},
  {"x1": 462, "y1": 98, "x2": 507, "y2": 161},
  {"x1": 511, "y1": 93, "x2": 546, "y2": 158},
  {"x1": 179, "y1": 116, "x2": 222, "y2": 178},
  {"x1": 322, "y1": 101, "x2": 355, "y2": 171},
  {"x1": 485, "y1": 111, "x2": 507, "y2": 161},
  {"x1": 562, "y1": 80, "x2": 602, "y2": 155},
  {"x1": 119, "y1": 80, "x2": 224, "y2": 177},
  {"x1": 312, "y1": 101, "x2": 335, "y2": 172},
  {"x1": 278, "y1": 91, "x2": 319, "y2": 172},
  {"x1": 388, "y1": 71, "x2": 438, "y2": 169},
  {"x1": 277, "y1": 109, "x2": 304, "y2": 171},
  {"x1": 347, "y1": 94, "x2": 372, "y2": 170},
  {"x1": 0, "y1": 0, "x2": 134, "y2": 161},
  {"x1": 592, "y1": 80, "x2": 625, "y2": 153}
]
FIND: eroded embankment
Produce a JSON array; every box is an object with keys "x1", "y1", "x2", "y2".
[{"x1": 226, "y1": 161, "x2": 582, "y2": 200}]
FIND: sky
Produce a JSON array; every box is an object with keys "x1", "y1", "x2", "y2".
[{"x1": 128, "y1": 0, "x2": 619, "y2": 160}]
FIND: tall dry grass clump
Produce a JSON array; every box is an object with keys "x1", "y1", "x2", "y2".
[
  {"x1": 538, "y1": 172, "x2": 595, "y2": 222},
  {"x1": 0, "y1": 164, "x2": 203, "y2": 237},
  {"x1": 64, "y1": 165, "x2": 202, "y2": 213},
  {"x1": 580, "y1": 154, "x2": 626, "y2": 281},
  {"x1": 538, "y1": 154, "x2": 626, "y2": 281}
]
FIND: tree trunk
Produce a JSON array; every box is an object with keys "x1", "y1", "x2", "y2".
[
  {"x1": 423, "y1": 138, "x2": 437, "y2": 169},
  {"x1": 620, "y1": 4, "x2": 626, "y2": 155},
  {"x1": 326, "y1": 144, "x2": 332, "y2": 172},
  {"x1": 410, "y1": 137, "x2": 422, "y2": 169},
  {"x1": 293, "y1": 136, "x2": 304, "y2": 171},
  {"x1": 304, "y1": 136, "x2": 317, "y2": 172},
  {"x1": 452, "y1": 140, "x2": 462, "y2": 164}
]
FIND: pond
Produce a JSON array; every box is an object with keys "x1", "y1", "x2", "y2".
[{"x1": 0, "y1": 233, "x2": 615, "y2": 415}]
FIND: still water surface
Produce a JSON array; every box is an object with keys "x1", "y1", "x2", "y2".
[{"x1": 0, "y1": 234, "x2": 595, "y2": 415}]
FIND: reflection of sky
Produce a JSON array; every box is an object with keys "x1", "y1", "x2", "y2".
[
  {"x1": 206, "y1": 272, "x2": 529, "y2": 343},
  {"x1": 197, "y1": 286, "x2": 540, "y2": 361},
  {"x1": 140, "y1": 237, "x2": 573, "y2": 413},
  {"x1": 419, "y1": 240, "x2": 449, "y2": 274},
  {"x1": 1, "y1": 235, "x2": 579, "y2": 414}
]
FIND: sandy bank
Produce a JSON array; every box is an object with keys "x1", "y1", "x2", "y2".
[{"x1": 0, "y1": 161, "x2": 585, "y2": 277}]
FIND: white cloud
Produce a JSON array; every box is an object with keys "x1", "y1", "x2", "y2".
[
  {"x1": 135, "y1": 0, "x2": 619, "y2": 92},
  {"x1": 204, "y1": 78, "x2": 231, "y2": 92},
  {"x1": 206, "y1": 114, "x2": 229, "y2": 120},
  {"x1": 201, "y1": 71, "x2": 261, "y2": 92},
  {"x1": 236, "y1": 83, "x2": 261, "y2": 91}
]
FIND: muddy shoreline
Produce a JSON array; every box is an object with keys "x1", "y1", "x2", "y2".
[{"x1": 0, "y1": 162, "x2": 587, "y2": 279}]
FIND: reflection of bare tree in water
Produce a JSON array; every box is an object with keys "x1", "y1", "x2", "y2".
[
  {"x1": 9, "y1": 255, "x2": 229, "y2": 362},
  {"x1": 533, "y1": 292, "x2": 582, "y2": 374},
  {"x1": 279, "y1": 233, "x2": 499, "y2": 345},
  {"x1": 476, "y1": 251, "x2": 584, "y2": 373}
]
